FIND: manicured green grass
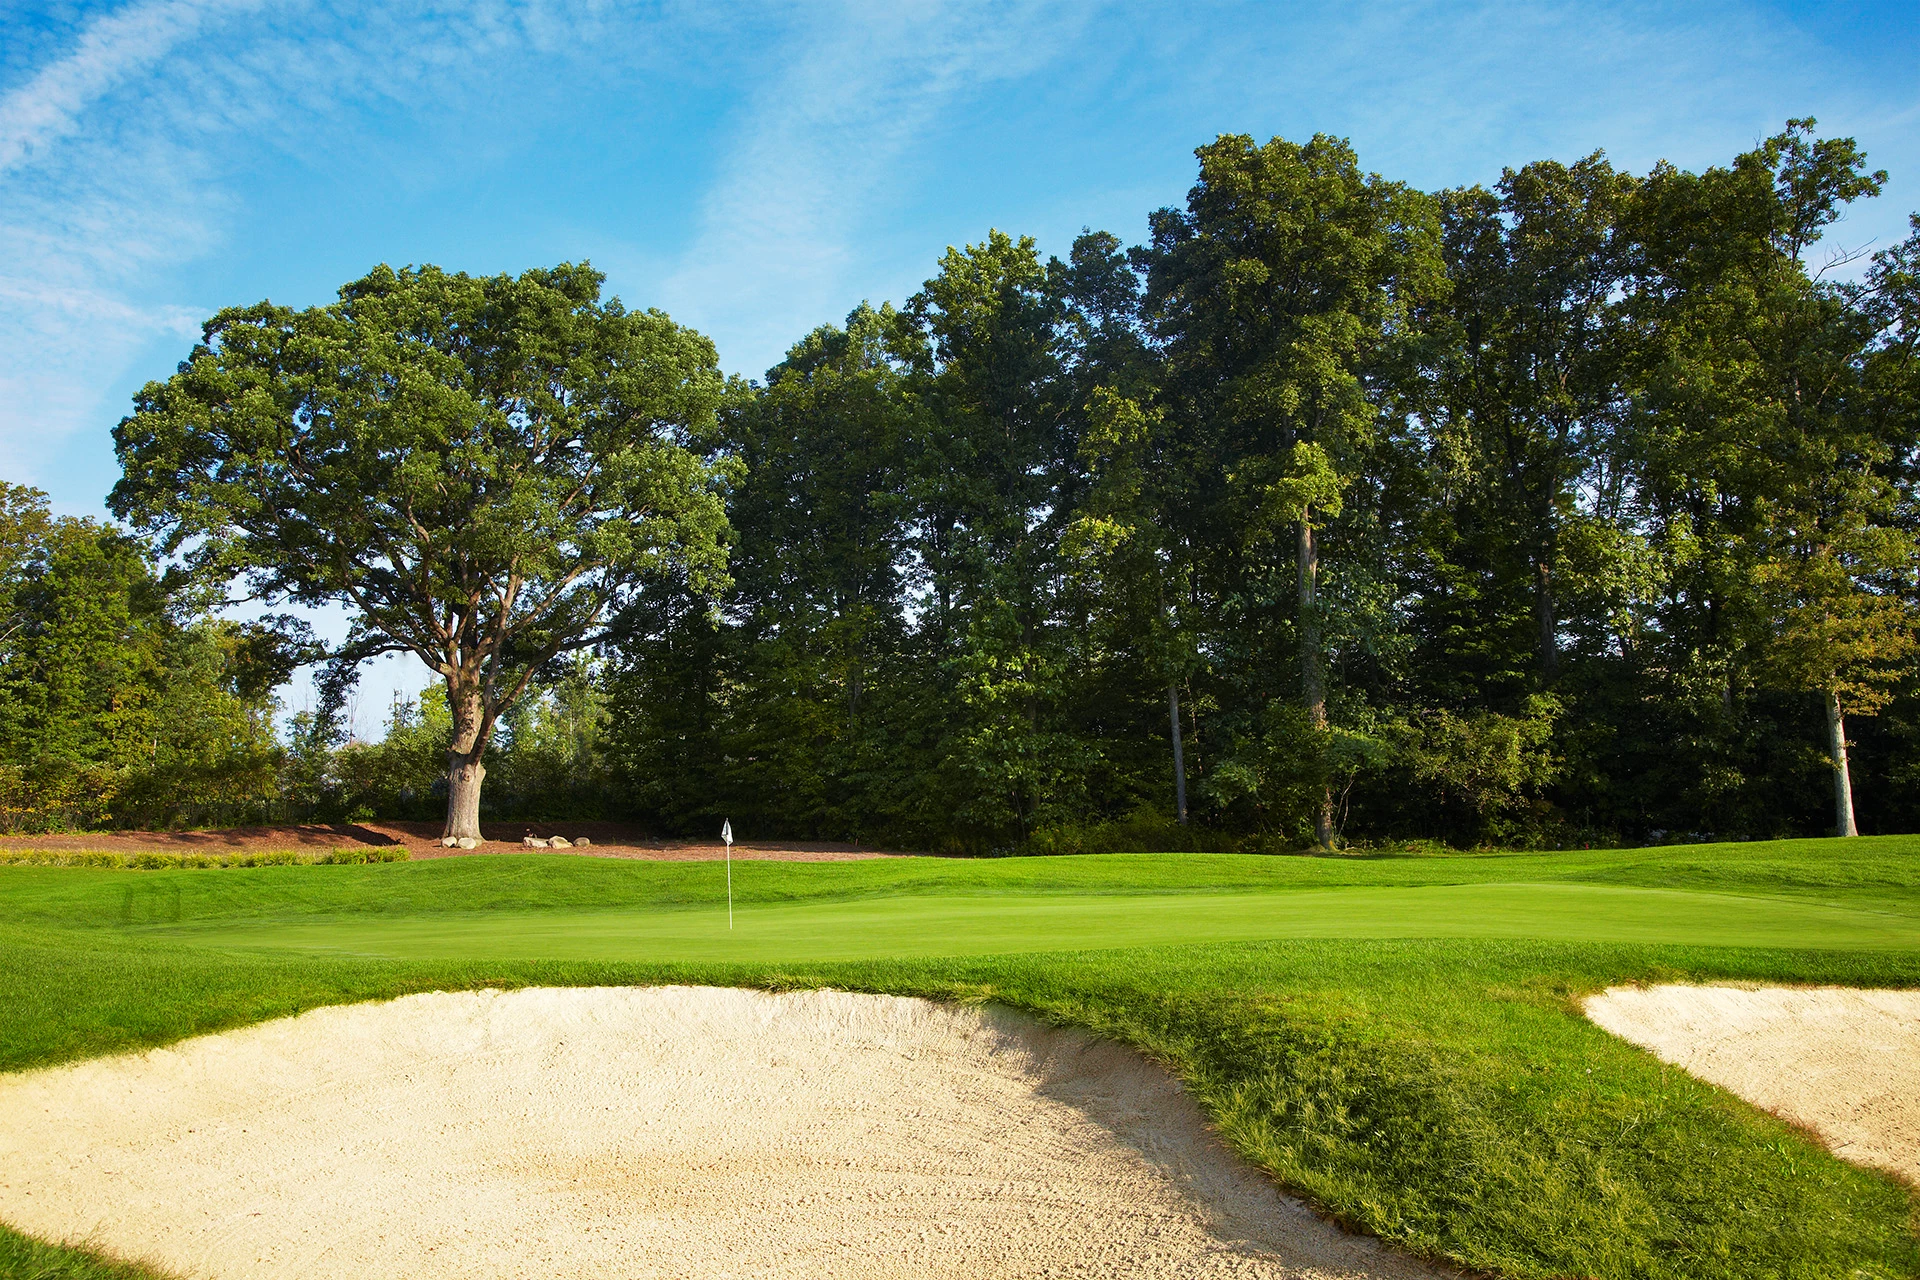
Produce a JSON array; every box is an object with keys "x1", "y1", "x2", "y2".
[
  {"x1": 9, "y1": 835, "x2": 1920, "y2": 928},
  {"x1": 126, "y1": 882, "x2": 1920, "y2": 961},
  {"x1": 4, "y1": 838, "x2": 1919, "y2": 1279}
]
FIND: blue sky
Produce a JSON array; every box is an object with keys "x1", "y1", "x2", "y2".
[{"x1": 3, "y1": 0, "x2": 1918, "y2": 733}]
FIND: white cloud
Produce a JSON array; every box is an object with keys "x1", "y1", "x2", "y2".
[
  {"x1": 0, "y1": 0, "x2": 259, "y2": 484},
  {"x1": 0, "y1": 0, "x2": 266, "y2": 174},
  {"x1": 0, "y1": 0, "x2": 710, "y2": 720},
  {"x1": 0, "y1": 0, "x2": 682, "y2": 490},
  {"x1": 657, "y1": 0, "x2": 1097, "y2": 378},
  {"x1": 0, "y1": 274, "x2": 202, "y2": 483}
]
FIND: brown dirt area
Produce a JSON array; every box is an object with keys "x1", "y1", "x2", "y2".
[
  {"x1": 0, "y1": 986, "x2": 1444, "y2": 1280},
  {"x1": 0, "y1": 820, "x2": 894, "y2": 862},
  {"x1": 1584, "y1": 983, "x2": 1920, "y2": 1185}
]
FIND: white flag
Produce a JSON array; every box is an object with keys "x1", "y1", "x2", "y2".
[{"x1": 721, "y1": 820, "x2": 734, "y2": 930}]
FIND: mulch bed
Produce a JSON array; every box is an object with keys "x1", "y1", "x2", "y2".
[{"x1": 0, "y1": 820, "x2": 896, "y2": 862}]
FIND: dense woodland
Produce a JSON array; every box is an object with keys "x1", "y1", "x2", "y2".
[{"x1": 8, "y1": 120, "x2": 1920, "y2": 851}]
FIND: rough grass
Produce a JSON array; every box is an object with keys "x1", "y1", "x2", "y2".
[
  {"x1": 3, "y1": 839, "x2": 1918, "y2": 1280},
  {"x1": 0, "y1": 1230, "x2": 164, "y2": 1280}
]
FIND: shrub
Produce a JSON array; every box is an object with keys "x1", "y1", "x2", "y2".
[
  {"x1": 1027, "y1": 812, "x2": 1242, "y2": 856},
  {"x1": 0, "y1": 846, "x2": 408, "y2": 870}
]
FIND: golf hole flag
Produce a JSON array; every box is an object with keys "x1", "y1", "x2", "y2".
[{"x1": 722, "y1": 821, "x2": 733, "y2": 929}]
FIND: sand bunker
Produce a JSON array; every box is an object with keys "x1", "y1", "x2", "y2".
[
  {"x1": 1584, "y1": 984, "x2": 1920, "y2": 1184},
  {"x1": 0, "y1": 986, "x2": 1439, "y2": 1279}
]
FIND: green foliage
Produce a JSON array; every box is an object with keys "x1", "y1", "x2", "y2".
[
  {"x1": 936, "y1": 605, "x2": 1096, "y2": 849},
  {"x1": 570, "y1": 120, "x2": 1920, "y2": 852},
  {"x1": 110, "y1": 262, "x2": 733, "y2": 836},
  {"x1": 1252, "y1": 440, "x2": 1348, "y2": 529},
  {"x1": 0, "y1": 485, "x2": 286, "y2": 832},
  {"x1": 0, "y1": 847, "x2": 407, "y2": 868},
  {"x1": 1025, "y1": 811, "x2": 1240, "y2": 855},
  {"x1": 325, "y1": 686, "x2": 454, "y2": 818},
  {"x1": 273, "y1": 672, "x2": 614, "y2": 825},
  {"x1": 1401, "y1": 695, "x2": 1563, "y2": 845},
  {"x1": 46, "y1": 119, "x2": 1920, "y2": 853}
]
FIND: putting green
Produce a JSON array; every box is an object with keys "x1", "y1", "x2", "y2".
[{"x1": 145, "y1": 881, "x2": 1920, "y2": 962}]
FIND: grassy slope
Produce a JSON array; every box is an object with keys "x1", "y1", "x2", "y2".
[
  {"x1": 9, "y1": 834, "x2": 1920, "y2": 924},
  {"x1": 3, "y1": 840, "x2": 1919, "y2": 1280}
]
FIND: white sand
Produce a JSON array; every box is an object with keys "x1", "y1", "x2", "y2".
[
  {"x1": 0, "y1": 986, "x2": 1441, "y2": 1279},
  {"x1": 1584, "y1": 983, "x2": 1920, "y2": 1184}
]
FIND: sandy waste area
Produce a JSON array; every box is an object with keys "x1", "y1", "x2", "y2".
[
  {"x1": 0, "y1": 986, "x2": 1443, "y2": 1279},
  {"x1": 1584, "y1": 983, "x2": 1920, "y2": 1184}
]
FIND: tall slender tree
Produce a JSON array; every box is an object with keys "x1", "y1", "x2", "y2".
[
  {"x1": 1141, "y1": 133, "x2": 1444, "y2": 845},
  {"x1": 1433, "y1": 156, "x2": 1635, "y2": 689},
  {"x1": 1624, "y1": 121, "x2": 1907, "y2": 835}
]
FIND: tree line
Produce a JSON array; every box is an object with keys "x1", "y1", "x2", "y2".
[{"x1": 9, "y1": 120, "x2": 1918, "y2": 850}]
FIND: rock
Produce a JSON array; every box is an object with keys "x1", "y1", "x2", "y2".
[
  {"x1": 573, "y1": 837, "x2": 591, "y2": 847},
  {"x1": 523, "y1": 836, "x2": 549, "y2": 849},
  {"x1": 548, "y1": 836, "x2": 572, "y2": 849},
  {"x1": 456, "y1": 837, "x2": 479, "y2": 850},
  {"x1": 440, "y1": 837, "x2": 459, "y2": 848}
]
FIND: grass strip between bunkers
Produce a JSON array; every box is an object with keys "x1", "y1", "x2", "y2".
[{"x1": 3, "y1": 836, "x2": 1919, "y2": 1279}]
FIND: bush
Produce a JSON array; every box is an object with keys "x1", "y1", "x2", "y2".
[{"x1": 1026, "y1": 812, "x2": 1242, "y2": 856}]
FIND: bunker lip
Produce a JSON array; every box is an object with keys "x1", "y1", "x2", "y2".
[
  {"x1": 0, "y1": 986, "x2": 1444, "y2": 1280},
  {"x1": 1583, "y1": 983, "x2": 1920, "y2": 1187}
]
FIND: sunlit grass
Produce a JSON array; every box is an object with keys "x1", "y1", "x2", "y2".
[{"x1": 4, "y1": 838, "x2": 1918, "y2": 1279}]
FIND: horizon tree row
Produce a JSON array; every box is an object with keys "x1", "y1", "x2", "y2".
[
  {"x1": 606, "y1": 120, "x2": 1920, "y2": 851},
  {"x1": 11, "y1": 120, "x2": 1913, "y2": 848}
]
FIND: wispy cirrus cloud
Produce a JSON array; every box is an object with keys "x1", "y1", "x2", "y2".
[
  {"x1": 0, "y1": 0, "x2": 267, "y2": 490},
  {"x1": 0, "y1": 0, "x2": 690, "y2": 496},
  {"x1": 0, "y1": 0, "x2": 724, "y2": 723},
  {"x1": 657, "y1": 0, "x2": 1099, "y2": 378},
  {"x1": 0, "y1": 0, "x2": 264, "y2": 173}
]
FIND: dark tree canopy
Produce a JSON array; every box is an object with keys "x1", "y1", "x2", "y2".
[{"x1": 51, "y1": 120, "x2": 1920, "y2": 852}]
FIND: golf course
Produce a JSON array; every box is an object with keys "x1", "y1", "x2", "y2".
[
  {"x1": 4, "y1": 836, "x2": 1919, "y2": 1279},
  {"x1": 8, "y1": 1, "x2": 1920, "y2": 1271}
]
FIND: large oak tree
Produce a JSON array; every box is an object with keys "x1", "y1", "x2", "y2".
[{"x1": 111, "y1": 262, "x2": 733, "y2": 840}]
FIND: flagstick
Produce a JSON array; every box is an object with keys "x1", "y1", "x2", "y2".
[{"x1": 722, "y1": 819, "x2": 733, "y2": 930}]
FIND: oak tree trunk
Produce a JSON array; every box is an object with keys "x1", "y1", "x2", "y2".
[
  {"x1": 445, "y1": 752, "x2": 486, "y2": 841},
  {"x1": 1825, "y1": 689, "x2": 1858, "y2": 838},
  {"x1": 1298, "y1": 518, "x2": 1333, "y2": 848},
  {"x1": 442, "y1": 683, "x2": 492, "y2": 842}
]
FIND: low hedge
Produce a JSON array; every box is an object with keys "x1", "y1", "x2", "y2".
[{"x1": 0, "y1": 847, "x2": 410, "y2": 870}]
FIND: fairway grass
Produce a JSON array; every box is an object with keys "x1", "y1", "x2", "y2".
[
  {"x1": 146, "y1": 882, "x2": 1920, "y2": 962},
  {"x1": 4, "y1": 838, "x2": 1920, "y2": 1279}
]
